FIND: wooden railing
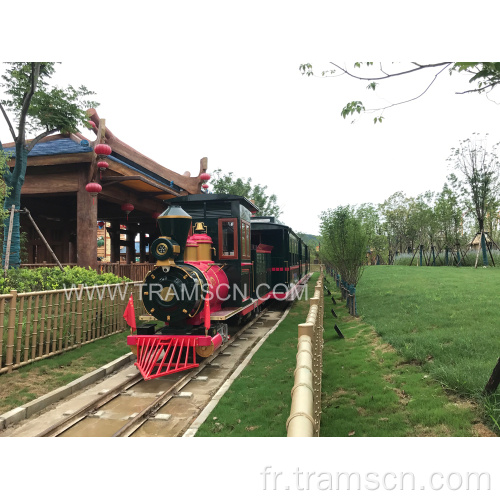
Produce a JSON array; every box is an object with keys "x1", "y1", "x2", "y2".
[
  {"x1": 286, "y1": 270, "x2": 324, "y2": 437},
  {"x1": 0, "y1": 282, "x2": 145, "y2": 375},
  {"x1": 98, "y1": 263, "x2": 155, "y2": 281},
  {"x1": 20, "y1": 262, "x2": 155, "y2": 281}
]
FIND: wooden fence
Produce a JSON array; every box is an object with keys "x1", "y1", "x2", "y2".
[
  {"x1": 286, "y1": 270, "x2": 324, "y2": 437},
  {"x1": 20, "y1": 263, "x2": 155, "y2": 281},
  {"x1": 0, "y1": 282, "x2": 145, "y2": 375}
]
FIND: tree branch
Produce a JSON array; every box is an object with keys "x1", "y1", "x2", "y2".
[
  {"x1": 366, "y1": 64, "x2": 452, "y2": 113},
  {"x1": 27, "y1": 128, "x2": 58, "y2": 152},
  {"x1": 0, "y1": 101, "x2": 17, "y2": 142},
  {"x1": 17, "y1": 62, "x2": 41, "y2": 144},
  {"x1": 328, "y1": 62, "x2": 452, "y2": 82},
  {"x1": 455, "y1": 82, "x2": 499, "y2": 95}
]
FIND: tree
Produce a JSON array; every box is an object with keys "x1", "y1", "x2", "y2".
[
  {"x1": 355, "y1": 203, "x2": 387, "y2": 264},
  {"x1": 0, "y1": 62, "x2": 97, "y2": 268},
  {"x1": 447, "y1": 135, "x2": 500, "y2": 265},
  {"x1": 299, "y1": 62, "x2": 500, "y2": 123},
  {"x1": 210, "y1": 168, "x2": 282, "y2": 218},
  {"x1": 320, "y1": 205, "x2": 367, "y2": 286}
]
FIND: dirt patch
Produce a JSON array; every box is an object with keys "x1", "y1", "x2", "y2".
[
  {"x1": 356, "y1": 407, "x2": 367, "y2": 416},
  {"x1": 393, "y1": 387, "x2": 411, "y2": 406},
  {"x1": 411, "y1": 424, "x2": 452, "y2": 437},
  {"x1": 472, "y1": 423, "x2": 497, "y2": 437}
]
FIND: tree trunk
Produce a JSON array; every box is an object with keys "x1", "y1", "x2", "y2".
[
  {"x1": 481, "y1": 231, "x2": 488, "y2": 267},
  {"x1": 2, "y1": 144, "x2": 28, "y2": 269}
]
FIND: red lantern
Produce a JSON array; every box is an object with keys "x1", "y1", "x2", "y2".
[
  {"x1": 200, "y1": 172, "x2": 211, "y2": 181},
  {"x1": 97, "y1": 221, "x2": 105, "y2": 229},
  {"x1": 88, "y1": 120, "x2": 96, "y2": 129},
  {"x1": 94, "y1": 143, "x2": 112, "y2": 156},
  {"x1": 202, "y1": 184, "x2": 209, "y2": 190},
  {"x1": 97, "y1": 160, "x2": 109, "y2": 180},
  {"x1": 121, "y1": 203, "x2": 134, "y2": 221},
  {"x1": 85, "y1": 182, "x2": 102, "y2": 205}
]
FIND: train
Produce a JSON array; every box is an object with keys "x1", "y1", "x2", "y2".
[{"x1": 127, "y1": 193, "x2": 310, "y2": 380}]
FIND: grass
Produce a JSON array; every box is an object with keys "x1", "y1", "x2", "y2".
[
  {"x1": 195, "y1": 275, "x2": 320, "y2": 437},
  {"x1": 0, "y1": 329, "x2": 134, "y2": 414},
  {"x1": 355, "y1": 265, "x2": 500, "y2": 433},
  {"x1": 321, "y1": 283, "x2": 490, "y2": 436}
]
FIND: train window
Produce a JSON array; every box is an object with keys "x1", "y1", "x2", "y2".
[
  {"x1": 241, "y1": 220, "x2": 251, "y2": 259},
  {"x1": 218, "y1": 218, "x2": 238, "y2": 259}
]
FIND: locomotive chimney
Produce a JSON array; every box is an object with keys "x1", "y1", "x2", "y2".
[{"x1": 157, "y1": 205, "x2": 192, "y2": 260}]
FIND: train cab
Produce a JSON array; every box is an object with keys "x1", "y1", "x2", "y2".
[{"x1": 171, "y1": 194, "x2": 258, "y2": 308}]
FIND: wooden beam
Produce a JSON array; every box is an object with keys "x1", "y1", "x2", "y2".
[
  {"x1": 21, "y1": 171, "x2": 79, "y2": 194},
  {"x1": 7, "y1": 153, "x2": 93, "y2": 168},
  {"x1": 99, "y1": 183, "x2": 165, "y2": 214},
  {"x1": 86, "y1": 109, "x2": 206, "y2": 194}
]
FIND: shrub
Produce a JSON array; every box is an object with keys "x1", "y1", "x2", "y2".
[{"x1": 0, "y1": 266, "x2": 131, "y2": 294}]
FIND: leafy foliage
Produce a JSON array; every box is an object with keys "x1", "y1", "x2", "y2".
[
  {"x1": 0, "y1": 62, "x2": 98, "y2": 268},
  {"x1": 0, "y1": 63, "x2": 97, "y2": 140},
  {"x1": 320, "y1": 205, "x2": 367, "y2": 285},
  {"x1": 0, "y1": 266, "x2": 130, "y2": 294},
  {"x1": 210, "y1": 168, "x2": 282, "y2": 218}
]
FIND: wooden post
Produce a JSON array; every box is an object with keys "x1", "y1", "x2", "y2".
[
  {"x1": 75, "y1": 284, "x2": 83, "y2": 347},
  {"x1": 77, "y1": 167, "x2": 98, "y2": 270},
  {"x1": 4, "y1": 205, "x2": 15, "y2": 277},
  {"x1": 22, "y1": 208, "x2": 64, "y2": 271},
  {"x1": 5, "y1": 290, "x2": 17, "y2": 373}
]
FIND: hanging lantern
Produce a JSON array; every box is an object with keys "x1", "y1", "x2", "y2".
[
  {"x1": 97, "y1": 160, "x2": 109, "y2": 180},
  {"x1": 97, "y1": 221, "x2": 105, "y2": 229},
  {"x1": 88, "y1": 120, "x2": 97, "y2": 129},
  {"x1": 202, "y1": 184, "x2": 209, "y2": 190},
  {"x1": 85, "y1": 182, "x2": 102, "y2": 205},
  {"x1": 94, "y1": 143, "x2": 112, "y2": 156},
  {"x1": 121, "y1": 203, "x2": 134, "y2": 221}
]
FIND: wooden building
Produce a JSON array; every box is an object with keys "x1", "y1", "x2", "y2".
[{"x1": 4, "y1": 109, "x2": 207, "y2": 269}]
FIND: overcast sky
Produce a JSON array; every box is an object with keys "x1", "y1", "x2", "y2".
[{"x1": 2, "y1": 5, "x2": 500, "y2": 237}]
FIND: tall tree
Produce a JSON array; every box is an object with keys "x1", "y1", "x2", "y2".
[
  {"x1": 447, "y1": 135, "x2": 500, "y2": 265},
  {"x1": 320, "y1": 205, "x2": 367, "y2": 286},
  {"x1": 0, "y1": 62, "x2": 97, "y2": 267},
  {"x1": 299, "y1": 62, "x2": 500, "y2": 122},
  {"x1": 210, "y1": 168, "x2": 282, "y2": 218}
]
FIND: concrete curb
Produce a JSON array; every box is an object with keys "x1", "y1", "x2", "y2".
[
  {"x1": 0, "y1": 352, "x2": 135, "y2": 431},
  {"x1": 182, "y1": 304, "x2": 293, "y2": 437}
]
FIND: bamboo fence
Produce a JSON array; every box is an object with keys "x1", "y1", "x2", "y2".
[
  {"x1": 286, "y1": 270, "x2": 324, "y2": 437},
  {"x1": 0, "y1": 281, "x2": 144, "y2": 375}
]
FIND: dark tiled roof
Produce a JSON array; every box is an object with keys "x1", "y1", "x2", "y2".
[{"x1": 4, "y1": 137, "x2": 93, "y2": 157}]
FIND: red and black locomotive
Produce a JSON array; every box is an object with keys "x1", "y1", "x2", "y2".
[{"x1": 128, "y1": 193, "x2": 309, "y2": 380}]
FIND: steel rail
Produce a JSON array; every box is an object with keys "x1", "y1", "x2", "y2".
[
  {"x1": 112, "y1": 307, "x2": 269, "y2": 437},
  {"x1": 35, "y1": 372, "x2": 144, "y2": 437},
  {"x1": 36, "y1": 305, "x2": 269, "y2": 437}
]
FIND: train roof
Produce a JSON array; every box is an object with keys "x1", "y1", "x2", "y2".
[
  {"x1": 165, "y1": 193, "x2": 259, "y2": 213},
  {"x1": 250, "y1": 218, "x2": 303, "y2": 241}
]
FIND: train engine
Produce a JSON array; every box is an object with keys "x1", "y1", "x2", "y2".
[{"x1": 127, "y1": 204, "x2": 230, "y2": 380}]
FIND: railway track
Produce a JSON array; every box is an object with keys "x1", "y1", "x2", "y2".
[{"x1": 8, "y1": 301, "x2": 291, "y2": 437}]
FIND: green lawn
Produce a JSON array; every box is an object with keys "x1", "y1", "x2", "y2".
[{"x1": 355, "y1": 265, "x2": 500, "y2": 432}]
